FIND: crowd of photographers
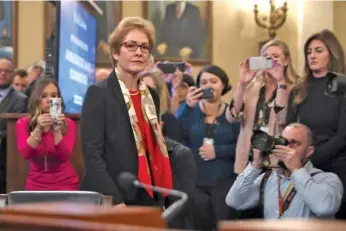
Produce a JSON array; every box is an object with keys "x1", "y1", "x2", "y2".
[
  {"x1": 91, "y1": 24, "x2": 346, "y2": 230},
  {"x1": 136, "y1": 27, "x2": 346, "y2": 229},
  {"x1": 7, "y1": 14, "x2": 346, "y2": 231}
]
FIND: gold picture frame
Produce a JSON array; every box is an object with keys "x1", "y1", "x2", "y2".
[
  {"x1": 0, "y1": 1, "x2": 18, "y2": 66},
  {"x1": 143, "y1": 1, "x2": 212, "y2": 65}
]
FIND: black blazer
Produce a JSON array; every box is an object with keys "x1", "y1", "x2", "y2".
[
  {"x1": 0, "y1": 88, "x2": 27, "y2": 139},
  {"x1": 80, "y1": 70, "x2": 160, "y2": 205},
  {"x1": 165, "y1": 137, "x2": 196, "y2": 229}
]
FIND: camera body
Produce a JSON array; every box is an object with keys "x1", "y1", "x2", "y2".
[
  {"x1": 250, "y1": 130, "x2": 289, "y2": 168},
  {"x1": 157, "y1": 62, "x2": 186, "y2": 74},
  {"x1": 49, "y1": 98, "x2": 62, "y2": 122},
  {"x1": 200, "y1": 88, "x2": 214, "y2": 99},
  {"x1": 248, "y1": 56, "x2": 273, "y2": 71},
  {"x1": 325, "y1": 72, "x2": 346, "y2": 96}
]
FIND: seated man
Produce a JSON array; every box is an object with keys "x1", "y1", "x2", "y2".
[
  {"x1": 226, "y1": 123, "x2": 343, "y2": 219},
  {"x1": 165, "y1": 137, "x2": 196, "y2": 229}
]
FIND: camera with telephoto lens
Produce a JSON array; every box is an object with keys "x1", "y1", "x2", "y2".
[
  {"x1": 325, "y1": 72, "x2": 346, "y2": 96},
  {"x1": 250, "y1": 130, "x2": 289, "y2": 169}
]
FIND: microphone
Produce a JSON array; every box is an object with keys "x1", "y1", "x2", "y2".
[{"x1": 117, "y1": 172, "x2": 188, "y2": 222}]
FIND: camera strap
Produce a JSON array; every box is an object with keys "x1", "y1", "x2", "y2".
[
  {"x1": 260, "y1": 170, "x2": 322, "y2": 218},
  {"x1": 259, "y1": 169, "x2": 272, "y2": 217}
]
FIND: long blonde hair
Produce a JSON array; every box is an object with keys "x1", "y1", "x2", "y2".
[
  {"x1": 260, "y1": 39, "x2": 301, "y2": 86},
  {"x1": 28, "y1": 76, "x2": 67, "y2": 134},
  {"x1": 293, "y1": 29, "x2": 346, "y2": 105},
  {"x1": 140, "y1": 71, "x2": 170, "y2": 116}
]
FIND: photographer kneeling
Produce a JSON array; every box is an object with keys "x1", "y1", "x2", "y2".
[{"x1": 226, "y1": 123, "x2": 343, "y2": 219}]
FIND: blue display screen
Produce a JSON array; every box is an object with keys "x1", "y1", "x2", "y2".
[{"x1": 58, "y1": 1, "x2": 96, "y2": 113}]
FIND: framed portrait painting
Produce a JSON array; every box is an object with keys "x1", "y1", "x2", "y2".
[
  {"x1": 95, "y1": 1, "x2": 122, "y2": 67},
  {"x1": 144, "y1": 1, "x2": 212, "y2": 64},
  {"x1": 0, "y1": 1, "x2": 17, "y2": 66}
]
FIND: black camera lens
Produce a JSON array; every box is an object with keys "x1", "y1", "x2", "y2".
[
  {"x1": 251, "y1": 130, "x2": 275, "y2": 153},
  {"x1": 251, "y1": 130, "x2": 289, "y2": 156},
  {"x1": 251, "y1": 130, "x2": 289, "y2": 169}
]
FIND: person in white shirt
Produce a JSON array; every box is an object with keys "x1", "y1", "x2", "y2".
[{"x1": 226, "y1": 123, "x2": 343, "y2": 219}]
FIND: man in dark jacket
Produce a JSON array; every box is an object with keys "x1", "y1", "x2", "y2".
[
  {"x1": 0, "y1": 58, "x2": 27, "y2": 192},
  {"x1": 24, "y1": 60, "x2": 45, "y2": 97},
  {"x1": 165, "y1": 137, "x2": 196, "y2": 229}
]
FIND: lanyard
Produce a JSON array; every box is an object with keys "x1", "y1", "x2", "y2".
[
  {"x1": 201, "y1": 101, "x2": 221, "y2": 138},
  {"x1": 277, "y1": 178, "x2": 296, "y2": 218},
  {"x1": 261, "y1": 170, "x2": 321, "y2": 218},
  {"x1": 205, "y1": 119, "x2": 217, "y2": 138}
]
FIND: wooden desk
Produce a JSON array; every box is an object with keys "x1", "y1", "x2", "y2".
[
  {"x1": 0, "y1": 214, "x2": 171, "y2": 231},
  {"x1": 219, "y1": 219, "x2": 346, "y2": 231},
  {"x1": 0, "y1": 202, "x2": 165, "y2": 228},
  {"x1": 0, "y1": 113, "x2": 85, "y2": 192}
]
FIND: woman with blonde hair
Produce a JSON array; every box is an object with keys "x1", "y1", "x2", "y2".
[
  {"x1": 141, "y1": 70, "x2": 184, "y2": 142},
  {"x1": 16, "y1": 77, "x2": 78, "y2": 190},
  {"x1": 140, "y1": 71, "x2": 171, "y2": 116},
  {"x1": 226, "y1": 39, "x2": 300, "y2": 174},
  {"x1": 80, "y1": 16, "x2": 172, "y2": 207},
  {"x1": 287, "y1": 29, "x2": 346, "y2": 219}
]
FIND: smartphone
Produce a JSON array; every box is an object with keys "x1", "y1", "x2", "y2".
[
  {"x1": 49, "y1": 98, "x2": 62, "y2": 122},
  {"x1": 200, "y1": 88, "x2": 214, "y2": 99},
  {"x1": 157, "y1": 62, "x2": 186, "y2": 74},
  {"x1": 249, "y1": 57, "x2": 273, "y2": 70}
]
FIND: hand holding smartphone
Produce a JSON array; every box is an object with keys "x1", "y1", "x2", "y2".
[
  {"x1": 157, "y1": 62, "x2": 186, "y2": 74},
  {"x1": 49, "y1": 98, "x2": 62, "y2": 122},
  {"x1": 200, "y1": 88, "x2": 214, "y2": 99},
  {"x1": 248, "y1": 57, "x2": 273, "y2": 71}
]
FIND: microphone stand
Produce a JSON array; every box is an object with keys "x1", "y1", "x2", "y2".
[{"x1": 133, "y1": 180, "x2": 188, "y2": 221}]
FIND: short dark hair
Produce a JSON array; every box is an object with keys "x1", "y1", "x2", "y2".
[
  {"x1": 182, "y1": 73, "x2": 196, "y2": 87},
  {"x1": 196, "y1": 65, "x2": 232, "y2": 95},
  {"x1": 14, "y1": 69, "x2": 28, "y2": 78}
]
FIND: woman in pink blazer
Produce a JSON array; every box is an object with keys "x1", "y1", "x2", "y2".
[{"x1": 16, "y1": 77, "x2": 79, "y2": 190}]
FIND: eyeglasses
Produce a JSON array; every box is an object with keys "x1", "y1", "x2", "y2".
[
  {"x1": 0, "y1": 68, "x2": 13, "y2": 75},
  {"x1": 120, "y1": 41, "x2": 152, "y2": 54}
]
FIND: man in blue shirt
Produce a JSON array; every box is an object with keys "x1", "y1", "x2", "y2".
[{"x1": 226, "y1": 123, "x2": 343, "y2": 219}]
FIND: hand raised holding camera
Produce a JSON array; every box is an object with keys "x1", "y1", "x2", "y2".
[
  {"x1": 186, "y1": 86, "x2": 203, "y2": 108},
  {"x1": 54, "y1": 114, "x2": 66, "y2": 133},
  {"x1": 264, "y1": 61, "x2": 285, "y2": 83},
  {"x1": 37, "y1": 114, "x2": 53, "y2": 130},
  {"x1": 172, "y1": 69, "x2": 183, "y2": 90},
  {"x1": 240, "y1": 58, "x2": 260, "y2": 88},
  {"x1": 271, "y1": 145, "x2": 303, "y2": 172}
]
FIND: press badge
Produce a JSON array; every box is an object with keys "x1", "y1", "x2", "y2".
[{"x1": 203, "y1": 137, "x2": 214, "y2": 145}]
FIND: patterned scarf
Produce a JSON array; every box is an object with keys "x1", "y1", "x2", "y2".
[{"x1": 116, "y1": 70, "x2": 173, "y2": 197}]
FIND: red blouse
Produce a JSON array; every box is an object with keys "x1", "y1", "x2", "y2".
[{"x1": 16, "y1": 116, "x2": 79, "y2": 190}]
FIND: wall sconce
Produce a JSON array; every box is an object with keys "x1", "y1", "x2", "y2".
[{"x1": 254, "y1": 0, "x2": 288, "y2": 40}]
